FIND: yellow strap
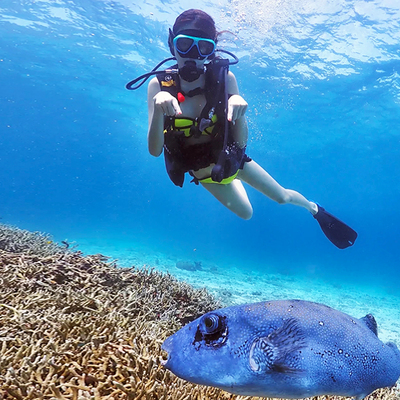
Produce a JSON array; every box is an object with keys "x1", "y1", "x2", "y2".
[
  {"x1": 198, "y1": 171, "x2": 239, "y2": 185},
  {"x1": 174, "y1": 118, "x2": 195, "y2": 128},
  {"x1": 167, "y1": 114, "x2": 218, "y2": 137},
  {"x1": 161, "y1": 79, "x2": 177, "y2": 88}
]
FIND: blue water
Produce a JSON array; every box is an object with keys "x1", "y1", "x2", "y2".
[{"x1": 1, "y1": 0, "x2": 400, "y2": 294}]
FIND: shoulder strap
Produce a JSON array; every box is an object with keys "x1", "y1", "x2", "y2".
[
  {"x1": 157, "y1": 67, "x2": 181, "y2": 131},
  {"x1": 182, "y1": 58, "x2": 230, "y2": 137},
  {"x1": 157, "y1": 66, "x2": 180, "y2": 98},
  {"x1": 204, "y1": 58, "x2": 230, "y2": 118},
  {"x1": 208, "y1": 59, "x2": 232, "y2": 183}
]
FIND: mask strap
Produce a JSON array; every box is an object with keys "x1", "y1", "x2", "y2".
[{"x1": 168, "y1": 28, "x2": 176, "y2": 55}]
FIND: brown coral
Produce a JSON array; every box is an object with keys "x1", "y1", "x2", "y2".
[{"x1": 0, "y1": 223, "x2": 398, "y2": 400}]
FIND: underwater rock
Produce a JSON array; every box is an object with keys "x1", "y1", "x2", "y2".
[
  {"x1": 176, "y1": 260, "x2": 202, "y2": 271},
  {"x1": 209, "y1": 265, "x2": 219, "y2": 273}
]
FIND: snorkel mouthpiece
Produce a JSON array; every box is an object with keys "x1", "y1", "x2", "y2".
[{"x1": 179, "y1": 61, "x2": 204, "y2": 82}]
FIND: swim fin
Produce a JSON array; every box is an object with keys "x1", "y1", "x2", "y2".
[{"x1": 313, "y1": 205, "x2": 357, "y2": 249}]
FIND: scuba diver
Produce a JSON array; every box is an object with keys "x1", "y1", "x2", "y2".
[{"x1": 127, "y1": 9, "x2": 357, "y2": 249}]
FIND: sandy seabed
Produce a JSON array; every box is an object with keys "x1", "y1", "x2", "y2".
[{"x1": 77, "y1": 239, "x2": 400, "y2": 346}]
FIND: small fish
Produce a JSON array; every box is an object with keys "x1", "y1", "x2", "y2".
[{"x1": 162, "y1": 299, "x2": 400, "y2": 400}]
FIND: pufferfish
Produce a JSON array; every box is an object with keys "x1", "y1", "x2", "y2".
[{"x1": 162, "y1": 299, "x2": 400, "y2": 400}]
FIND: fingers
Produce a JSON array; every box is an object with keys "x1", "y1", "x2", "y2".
[
  {"x1": 227, "y1": 104, "x2": 234, "y2": 122},
  {"x1": 160, "y1": 98, "x2": 180, "y2": 116},
  {"x1": 171, "y1": 97, "x2": 182, "y2": 116},
  {"x1": 154, "y1": 92, "x2": 182, "y2": 116},
  {"x1": 227, "y1": 95, "x2": 248, "y2": 122},
  {"x1": 227, "y1": 104, "x2": 247, "y2": 122}
]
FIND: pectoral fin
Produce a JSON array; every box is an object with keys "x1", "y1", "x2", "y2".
[{"x1": 249, "y1": 318, "x2": 306, "y2": 374}]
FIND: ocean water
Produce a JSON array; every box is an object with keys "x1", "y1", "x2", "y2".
[{"x1": 1, "y1": 0, "x2": 400, "y2": 300}]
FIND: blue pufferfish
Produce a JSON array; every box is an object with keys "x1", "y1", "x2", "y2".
[{"x1": 161, "y1": 299, "x2": 400, "y2": 400}]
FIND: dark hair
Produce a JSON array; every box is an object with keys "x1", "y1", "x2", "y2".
[
  {"x1": 173, "y1": 9, "x2": 216, "y2": 39},
  {"x1": 168, "y1": 9, "x2": 217, "y2": 55}
]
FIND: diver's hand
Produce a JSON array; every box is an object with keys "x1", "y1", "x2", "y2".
[
  {"x1": 227, "y1": 94, "x2": 248, "y2": 122},
  {"x1": 153, "y1": 91, "x2": 182, "y2": 116}
]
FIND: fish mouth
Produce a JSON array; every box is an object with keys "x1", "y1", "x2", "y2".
[
  {"x1": 160, "y1": 356, "x2": 168, "y2": 366},
  {"x1": 160, "y1": 349, "x2": 169, "y2": 367},
  {"x1": 160, "y1": 338, "x2": 172, "y2": 367}
]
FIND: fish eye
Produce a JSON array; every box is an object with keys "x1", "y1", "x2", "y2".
[
  {"x1": 194, "y1": 313, "x2": 228, "y2": 348},
  {"x1": 203, "y1": 314, "x2": 221, "y2": 334}
]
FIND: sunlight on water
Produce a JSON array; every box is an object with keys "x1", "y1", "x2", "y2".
[{"x1": 218, "y1": 0, "x2": 400, "y2": 81}]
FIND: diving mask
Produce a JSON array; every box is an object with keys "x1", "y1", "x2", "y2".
[{"x1": 173, "y1": 34, "x2": 216, "y2": 59}]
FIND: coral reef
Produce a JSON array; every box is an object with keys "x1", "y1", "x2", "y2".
[
  {"x1": 0, "y1": 224, "x2": 70, "y2": 256},
  {"x1": 0, "y1": 223, "x2": 398, "y2": 400}
]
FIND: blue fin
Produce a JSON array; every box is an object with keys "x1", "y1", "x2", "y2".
[
  {"x1": 249, "y1": 318, "x2": 306, "y2": 374},
  {"x1": 360, "y1": 314, "x2": 378, "y2": 336},
  {"x1": 313, "y1": 205, "x2": 358, "y2": 249}
]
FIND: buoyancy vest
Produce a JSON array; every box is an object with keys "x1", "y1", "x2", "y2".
[
  {"x1": 157, "y1": 61, "x2": 226, "y2": 138},
  {"x1": 157, "y1": 60, "x2": 248, "y2": 187}
]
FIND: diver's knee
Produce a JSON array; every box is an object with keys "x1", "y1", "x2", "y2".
[
  {"x1": 238, "y1": 205, "x2": 253, "y2": 220},
  {"x1": 276, "y1": 191, "x2": 292, "y2": 205},
  {"x1": 226, "y1": 200, "x2": 253, "y2": 219}
]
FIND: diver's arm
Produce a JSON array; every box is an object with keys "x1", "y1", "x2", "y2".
[
  {"x1": 147, "y1": 78, "x2": 165, "y2": 157},
  {"x1": 226, "y1": 71, "x2": 248, "y2": 148},
  {"x1": 147, "y1": 78, "x2": 182, "y2": 157}
]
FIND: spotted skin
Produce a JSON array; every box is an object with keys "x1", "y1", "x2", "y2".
[{"x1": 162, "y1": 300, "x2": 400, "y2": 399}]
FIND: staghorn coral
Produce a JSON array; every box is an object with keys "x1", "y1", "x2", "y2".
[
  {"x1": 0, "y1": 224, "x2": 70, "y2": 256},
  {"x1": 0, "y1": 223, "x2": 398, "y2": 400}
]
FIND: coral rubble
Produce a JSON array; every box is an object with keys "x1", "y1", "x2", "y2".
[{"x1": 0, "y1": 223, "x2": 398, "y2": 400}]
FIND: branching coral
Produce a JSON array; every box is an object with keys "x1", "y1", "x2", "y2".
[
  {"x1": 0, "y1": 224, "x2": 69, "y2": 256},
  {"x1": 0, "y1": 223, "x2": 398, "y2": 400}
]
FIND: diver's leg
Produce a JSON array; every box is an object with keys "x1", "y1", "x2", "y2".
[
  {"x1": 201, "y1": 180, "x2": 253, "y2": 220},
  {"x1": 238, "y1": 160, "x2": 318, "y2": 214}
]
